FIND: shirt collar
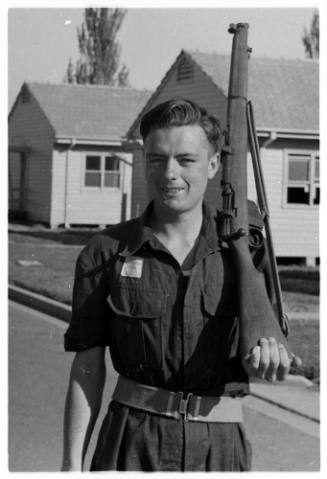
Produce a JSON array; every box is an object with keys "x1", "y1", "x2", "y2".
[{"x1": 119, "y1": 201, "x2": 222, "y2": 258}]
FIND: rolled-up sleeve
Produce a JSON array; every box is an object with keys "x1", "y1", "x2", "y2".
[{"x1": 64, "y1": 240, "x2": 111, "y2": 352}]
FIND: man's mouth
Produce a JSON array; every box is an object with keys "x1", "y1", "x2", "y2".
[{"x1": 161, "y1": 187, "x2": 185, "y2": 194}]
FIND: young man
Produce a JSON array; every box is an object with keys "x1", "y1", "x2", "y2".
[{"x1": 62, "y1": 99, "x2": 291, "y2": 472}]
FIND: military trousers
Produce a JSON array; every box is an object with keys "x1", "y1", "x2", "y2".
[{"x1": 90, "y1": 400, "x2": 252, "y2": 472}]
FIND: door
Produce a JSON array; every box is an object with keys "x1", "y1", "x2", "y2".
[{"x1": 8, "y1": 151, "x2": 28, "y2": 217}]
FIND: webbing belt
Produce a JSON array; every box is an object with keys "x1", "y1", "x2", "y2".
[{"x1": 112, "y1": 375, "x2": 243, "y2": 422}]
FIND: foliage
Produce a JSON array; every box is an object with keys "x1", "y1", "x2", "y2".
[
  {"x1": 65, "y1": 8, "x2": 129, "y2": 86},
  {"x1": 302, "y1": 11, "x2": 319, "y2": 59}
]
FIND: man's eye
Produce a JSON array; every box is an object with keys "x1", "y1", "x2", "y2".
[{"x1": 179, "y1": 158, "x2": 195, "y2": 164}]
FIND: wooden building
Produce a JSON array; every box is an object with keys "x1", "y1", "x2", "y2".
[
  {"x1": 127, "y1": 51, "x2": 319, "y2": 265},
  {"x1": 8, "y1": 82, "x2": 151, "y2": 227}
]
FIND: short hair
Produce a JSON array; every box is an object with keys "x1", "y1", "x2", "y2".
[{"x1": 140, "y1": 98, "x2": 222, "y2": 153}]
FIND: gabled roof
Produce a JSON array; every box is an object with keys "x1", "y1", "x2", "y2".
[
  {"x1": 128, "y1": 50, "x2": 319, "y2": 137},
  {"x1": 187, "y1": 50, "x2": 319, "y2": 132},
  {"x1": 11, "y1": 82, "x2": 152, "y2": 141}
]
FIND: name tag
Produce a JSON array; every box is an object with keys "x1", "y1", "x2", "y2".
[{"x1": 120, "y1": 256, "x2": 144, "y2": 278}]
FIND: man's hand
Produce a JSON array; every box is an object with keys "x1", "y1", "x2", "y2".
[{"x1": 242, "y1": 337, "x2": 301, "y2": 381}]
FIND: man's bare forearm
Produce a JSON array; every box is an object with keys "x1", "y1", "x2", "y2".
[{"x1": 61, "y1": 347, "x2": 106, "y2": 471}]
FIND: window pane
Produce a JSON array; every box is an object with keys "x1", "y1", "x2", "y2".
[
  {"x1": 287, "y1": 186, "x2": 309, "y2": 204},
  {"x1": 104, "y1": 172, "x2": 120, "y2": 188},
  {"x1": 85, "y1": 172, "x2": 101, "y2": 187},
  {"x1": 86, "y1": 156, "x2": 101, "y2": 170},
  {"x1": 105, "y1": 156, "x2": 119, "y2": 171},
  {"x1": 288, "y1": 160, "x2": 310, "y2": 181},
  {"x1": 314, "y1": 186, "x2": 320, "y2": 205}
]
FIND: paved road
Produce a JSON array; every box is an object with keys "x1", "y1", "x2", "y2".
[{"x1": 8, "y1": 301, "x2": 320, "y2": 472}]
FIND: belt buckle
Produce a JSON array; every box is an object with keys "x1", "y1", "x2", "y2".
[{"x1": 178, "y1": 392, "x2": 192, "y2": 421}]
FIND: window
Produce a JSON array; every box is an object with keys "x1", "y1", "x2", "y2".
[
  {"x1": 84, "y1": 154, "x2": 120, "y2": 188},
  {"x1": 104, "y1": 156, "x2": 120, "y2": 187},
  {"x1": 177, "y1": 59, "x2": 194, "y2": 82},
  {"x1": 85, "y1": 156, "x2": 101, "y2": 187},
  {"x1": 285, "y1": 151, "x2": 319, "y2": 206}
]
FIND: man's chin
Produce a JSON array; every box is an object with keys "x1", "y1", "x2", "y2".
[
  {"x1": 154, "y1": 198, "x2": 196, "y2": 216},
  {"x1": 163, "y1": 202, "x2": 186, "y2": 213}
]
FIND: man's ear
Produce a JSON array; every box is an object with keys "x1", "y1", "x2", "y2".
[{"x1": 208, "y1": 152, "x2": 220, "y2": 179}]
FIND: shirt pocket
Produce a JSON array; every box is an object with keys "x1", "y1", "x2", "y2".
[{"x1": 107, "y1": 284, "x2": 167, "y2": 368}]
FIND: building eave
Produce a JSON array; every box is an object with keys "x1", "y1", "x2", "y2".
[
  {"x1": 54, "y1": 137, "x2": 124, "y2": 147},
  {"x1": 257, "y1": 128, "x2": 319, "y2": 141}
]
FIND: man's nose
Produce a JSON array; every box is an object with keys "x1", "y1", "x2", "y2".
[{"x1": 164, "y1": 157, "x2": 179, "y2": 179}]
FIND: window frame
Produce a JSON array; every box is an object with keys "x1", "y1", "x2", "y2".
[
  {"x1": 83, "y1": 152, "x2": 121, "y2": 190},
  {"x1": 283, "y1": 149, "x2": 319, "y2": 208}
]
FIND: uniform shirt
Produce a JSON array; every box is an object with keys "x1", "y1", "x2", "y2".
[
  {"x1": 64, "y1": 201, "x2": 249, "y2": 397},
  {"x1": 64, "y1": 202, "x2": 252, "y2": 471}
]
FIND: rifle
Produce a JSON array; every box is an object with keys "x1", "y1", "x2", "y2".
[{"x1": 220, "y1": 23, "x2": 295, "y2": 365}]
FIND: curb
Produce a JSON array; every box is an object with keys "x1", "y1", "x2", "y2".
[
  {"x1": 249, "y1": 376, "x2": 319, "y2": 424},
  {"x1": 9, "y1": 285, "x2": 71, "y2": 323},
  {"x1": 248, "y1": 390, "x2": 319, "y2": 423}
]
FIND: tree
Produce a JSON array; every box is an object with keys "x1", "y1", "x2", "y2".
[
  {"x1": 64, "y1": 57, "x2": 75, "y2": 84},
  {"x1": 302, "y1": 12, "x2": 319, "y2": 59},
  {"x1": 66, "y1": 8, "x2": 130, "y2": 86}
]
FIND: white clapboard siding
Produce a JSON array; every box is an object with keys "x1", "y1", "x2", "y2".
[
  {"x1": 247, "y1": 146, "x2": 319, "y2": 258},
  {"x1": 9, "y1": 95, "x2": 54, "y2": 223},
  {"x1": 51, "y1": 149, "x2": 133, "y2": 226}
]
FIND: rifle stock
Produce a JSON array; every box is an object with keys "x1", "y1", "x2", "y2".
[{"x1": 221, "y1": 23, "x2": 289, "y2": 360}]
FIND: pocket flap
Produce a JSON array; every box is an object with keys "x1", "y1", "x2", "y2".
[{"x1": 108, "y1": 285, "x2": 166, "y2": 318}]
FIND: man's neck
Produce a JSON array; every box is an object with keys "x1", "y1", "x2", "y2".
[
  {"x1": 151, "y1": 203, "x2": 203, "y2": 240},
  {"x1": 150, "y1": 203, "x2": 203, "y2": 265}
]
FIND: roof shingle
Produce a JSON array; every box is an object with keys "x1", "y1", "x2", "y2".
[
  {"x1": 186, "y1": 50, "x2": 319, "y2": 131},
  {"x1": 24, "y1": 83, "x2": 152, "y2": 140}
]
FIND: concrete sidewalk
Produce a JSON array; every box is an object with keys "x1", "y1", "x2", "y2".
[
  {"x1": 8, "y1": 284, "x2": 320, "y2": 426},
  {"x1": 249, "y1": 375, "x2": 319, "y2": 422}
]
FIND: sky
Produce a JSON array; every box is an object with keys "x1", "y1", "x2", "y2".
[{"x1": 7, "y1": 5, "x2": 319, "y2": 109}]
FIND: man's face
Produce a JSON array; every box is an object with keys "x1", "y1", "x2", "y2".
[{"x1": 144, "y1": 125, "x2": 219, "y2": 216}]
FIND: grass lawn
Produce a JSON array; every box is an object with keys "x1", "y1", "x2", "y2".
[
  {"x1": 9, "y1": 230, "x2": 320, "y2": 381},
  {"x1": 9, "y1": 241, "x2": 81, "y2": 305},
  {"x1": 282, "y1": 291, "x2": 319, "y2": 313},
  {"x1": 9, "y1": 230, "x2": 319, "y2": 312},
  {"x1": 288, "y1": 319, "x2": 320, "y2": 381}
]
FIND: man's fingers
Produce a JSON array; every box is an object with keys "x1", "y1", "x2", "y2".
[
  {"x1": 276, "y1": 343, "x2": 290, "y2": 380},
  {"x1": 243, "y1": 345, "x2": 261, "y2": 376},
  {"x1": 257, "y1": 338, "x2": 270, "y2": 379},
  {"x1": 290, "y1": 352, "x2": 302, "y2": 368},
  {"x1": 248, "y1": 345, "x2": 261, "y2": 369},
  {"x1": 265, "y1": 337, "x2": 279, "y2": 381},
  {"x1": 242, "y1": 341, "x2": 301, "y2": 382}
]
